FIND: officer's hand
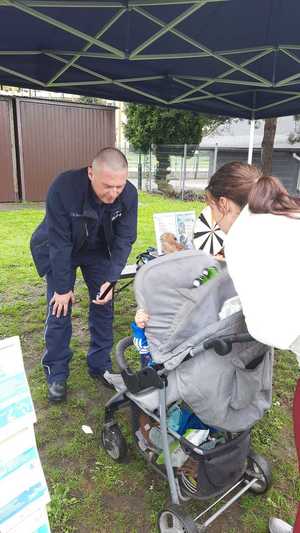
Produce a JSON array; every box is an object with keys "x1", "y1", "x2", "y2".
[
  {"x1": 50, "y1": 291, "x2": 75, "y2": 318},
  {"x1": 92, "y1": 281, "x2": 113, "y2": 306}
]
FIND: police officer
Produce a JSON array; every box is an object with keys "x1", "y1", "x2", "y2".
[{"x1": 30, "y1": 147, "x2": 138, "y2": 402}]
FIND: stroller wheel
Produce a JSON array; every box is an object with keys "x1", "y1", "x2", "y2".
[
  {"x1": 246, "y1": 450, "x2": 272, "y2": 494},
  {"x1": 101, "y1": 424, "x2": 127, "y2": 462},
  {"x1": 157, "y1": 505, "x2": 199, "y2": 533}
]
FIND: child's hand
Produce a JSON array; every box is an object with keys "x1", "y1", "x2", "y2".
[{"x1": 135, "y1": 308, "x2": 149, "y2": 328}]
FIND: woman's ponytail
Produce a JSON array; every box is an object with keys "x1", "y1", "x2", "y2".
[{"x1": 248, "y1": 175, "x2": 300, "y2": 217}]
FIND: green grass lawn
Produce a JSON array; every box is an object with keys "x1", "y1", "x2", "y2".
[{"x1": 0, "y1": 192, "x2": 299, "y2": 533}]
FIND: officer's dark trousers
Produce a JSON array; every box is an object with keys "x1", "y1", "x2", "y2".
[{"x1": 42, "y1": 256, "x2": 113, "y2": 384}]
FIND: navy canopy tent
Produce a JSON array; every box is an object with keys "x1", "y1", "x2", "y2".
[{"x1": 1, "y1": 0, "x2": 300, "y2": 120}]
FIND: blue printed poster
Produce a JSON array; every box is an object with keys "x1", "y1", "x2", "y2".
[{"x1": 0, "y1": 337, "x2": 50, "y2": 532}]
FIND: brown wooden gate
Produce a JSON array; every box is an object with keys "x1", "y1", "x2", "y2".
[
  {"x1": 16, "y1": 98, "x2": 116, "y2": 201},
  {"x1": 0, "y1": 98, "x2": 18, "y2": 202}
]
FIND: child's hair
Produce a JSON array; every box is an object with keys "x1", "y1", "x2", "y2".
[
  {"x1": 206, "y1": 161, "x2": 300, "y2": 217},
  {"x1": 160, "y1": 232, "x2": 185, "y2": 253}
]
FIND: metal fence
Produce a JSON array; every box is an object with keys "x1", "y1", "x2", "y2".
[{"x1": 118, "y1": 144, "x2": 215, "y2": 195}]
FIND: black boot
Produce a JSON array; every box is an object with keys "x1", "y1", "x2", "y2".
[{"x1": 48, "y1": 381, "x2": 67, "y2": 402}]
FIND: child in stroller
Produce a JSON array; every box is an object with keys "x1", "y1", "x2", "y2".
[{"x1": 101, "y1": 249, "x2": 273, "y2": 532}]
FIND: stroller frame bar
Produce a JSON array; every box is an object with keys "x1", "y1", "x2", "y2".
[
  {"x1": 103, "y1": 384, "x2": 265, "y2": 531},
  {"x1": 159, "y1": 383, "x2": 180, "y2": 505},
  {"x1": 105, "y1": 386, "x2": 183, "y2": 442},
  {"x1": 195, "y1": 477, "x2": 258, "y2": 530}
]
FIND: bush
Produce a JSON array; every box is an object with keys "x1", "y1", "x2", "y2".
[{"x1": 162, "y1": 189, "x2": 206, "y2": 202}]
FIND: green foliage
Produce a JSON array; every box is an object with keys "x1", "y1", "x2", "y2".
[
  {"x1": 48, "y1": 483, "x2": 78, "y2": 533},
  {"x1": 124, "y1": 104, "x2": 209, "y2": 152},
  {"x1": 124, "y1": 103, "x2": 226, "y2": 190}
]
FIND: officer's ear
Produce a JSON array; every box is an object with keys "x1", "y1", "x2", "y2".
[{"x1": 87, "y1": 166, "x2": 93, "y2": 182}]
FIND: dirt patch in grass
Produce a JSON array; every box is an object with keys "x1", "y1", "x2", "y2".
[{"x1": 101, "y1": 492, "x2": 148, "y2": 527}]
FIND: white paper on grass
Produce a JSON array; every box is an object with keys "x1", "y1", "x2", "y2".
[
  {"x1": 0, "y1": 337, "x2": 36, "y2": 440},
  {"x1": 0, "y1": 426, "x2": 50, "y2": 532},
  {"x1": 153, "y1": 211, "x2": 196, "y2": 255},
  {"x1": 81, "y1": 425, "x2": 93, "y2": 434},
  {"x1": 7, "y1": 507, "x2": 51, "y2": 533}
]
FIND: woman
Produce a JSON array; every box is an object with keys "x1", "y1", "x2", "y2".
[{"x1": 206, "y1": 161, "x2": 300, "y2": 533}]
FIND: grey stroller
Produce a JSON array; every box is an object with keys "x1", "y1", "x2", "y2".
[{"x1": 101, "y1": 250, "x2": 273, "y2": 532}]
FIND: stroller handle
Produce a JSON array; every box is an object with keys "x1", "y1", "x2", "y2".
[
  {"x1": 115, "y1": 336, "x2": 133, "y2": 371},
  {"x1": 203, "y1": 333, "x2": 254, "y2": 356},
  {"x1": 115, "y1": 336, "x2": 165, "y2": 394}
]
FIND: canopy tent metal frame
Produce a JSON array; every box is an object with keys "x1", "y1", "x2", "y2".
[
  {"x1": 2, "y1": 0, "x2": 300, "y2": 162},
  {"x1": 1, "y1": 1, "x2": 300, "y2": 113}
]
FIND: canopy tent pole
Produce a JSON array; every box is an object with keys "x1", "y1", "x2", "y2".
[{"x1": 247, "y1": 118, "x2": 255, "y2": 164}]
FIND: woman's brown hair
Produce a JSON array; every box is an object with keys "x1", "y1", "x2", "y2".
[{"x1": 207, "y1": 161, "x2": 300, "y2": 217}]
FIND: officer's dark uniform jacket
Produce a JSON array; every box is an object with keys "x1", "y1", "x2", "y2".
[{"x1": 30, "y1": 168, "x2": 138, "y2": 294}]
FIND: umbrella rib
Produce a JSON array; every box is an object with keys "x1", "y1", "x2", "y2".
[
  {"x1": 130, "y1": 1, "x2": 209, "y2": 57},
  {"x1": 23, "y1": 1, "x2": 124, "y2": 6},
  {"x1": 176, "y1": 75, "x2": 269, "y2": 88},
  {"x1": 275, "y1": 48, "x2": 300, "y2": 86},
  {"x1": 0, "y1": 50, "x2": 43, "y2": 55},
  {"x1": 133, "y1": 6, "x2": 272, "y2": 87},
  {"x1": 46, "y1": 8, "x2": 126, "y2": 86},
  {"x1": 5, "y1": 0, "x2": 125, "y2": 58},
  {"x1": 49, "y1": 75, "x2": 165, "y2": 87},
  {"x1": 45, "y1": 52, "x2": 168, "y2": 104},
  {"x1": 22, "y1": 1, "x2": 228, "y2": 6},
  {"x1": 45, "y1": 52, "x2": 112, "y2": 82},
  {"x1": 0, "y1": 64, "x2": 45, "y2": 86},
  {"x1": 42, "y1": 49, "x2": 121, "y2": 59},
  {"x1": 114, "y1": 80, "x2": 168, "y2": 104},
  {"x1": 173, "y1": 76, "x2": 252, "y2": 111},
  {"x1": 44, "y1": 45, "x2": 271, "y2": 62},
  {"x1": 256, "y1": 93, "x2": 300, "y2": 112},
  {"x1": 0, "y1": 46, "x2": 271, "y2": 76},
  {"x1": 171, "y1": 49, "x2": 273, "y2": 104},
  {"x1": 131, "y1": 45, "x2": 274, "y2": 61}
]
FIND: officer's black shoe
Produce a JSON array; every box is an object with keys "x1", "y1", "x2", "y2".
[
  {"x1": 88, "y1": 369, "x2": 115, "y2": 390},
  {"x1": 48, "y1": 381, "x2": 67, "y2": 402}
]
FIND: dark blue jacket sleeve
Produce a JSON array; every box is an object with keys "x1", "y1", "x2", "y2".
[
  {"x1": 46, "y1": 181, "x2": 74, "y2": 294},
  {"x1": 108, "y1": 188, "x2": 138, "y2": 281}
]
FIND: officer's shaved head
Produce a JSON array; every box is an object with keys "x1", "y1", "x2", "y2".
[
  {"x1": 89, "y1": 147, "x2": 128, "y2": 204},
  {"x1": 92, "y1": 147, "x2": 128, "y2": 172}
]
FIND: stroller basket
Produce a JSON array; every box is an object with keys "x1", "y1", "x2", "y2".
[{"x1": 180, "y1": 428, "x2": 250, "y2": 499}]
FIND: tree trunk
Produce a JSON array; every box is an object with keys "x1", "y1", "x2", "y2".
[{"x1": 261, "y1": 117, "x2": 277, "y2": 175}]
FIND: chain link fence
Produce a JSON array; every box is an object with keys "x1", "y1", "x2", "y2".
[{"x1": 117, "y1": 143, "x2": 216, "y2": 195}]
